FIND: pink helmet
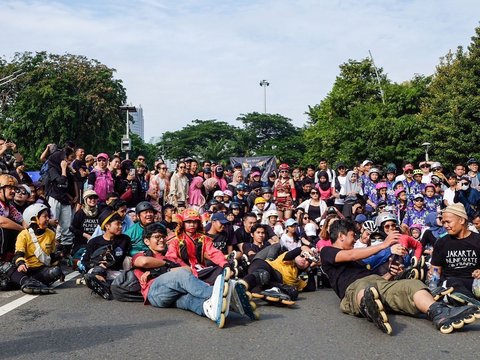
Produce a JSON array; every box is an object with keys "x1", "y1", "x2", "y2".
[
  {"x1": 424, "y1": 183, "x2": 435, "y2": 190},
  {"x1": 394, "y1": 188, "x2": 406, "y2": 198},
  {"x1": 375, "y1": 182, "x2": 387, "y2": 190}
]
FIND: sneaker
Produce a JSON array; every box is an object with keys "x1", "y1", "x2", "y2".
[
  {"x1": 203, "y1": 267, "x2": 232, "y2": 328},
  {"x1": 229, "y1": 279, "x2": 259, "y2": 320},
  {"x1": 359, "y1": 286, "x2": 392, "y2": 335},
  {"x1": 84, "y1": 274, "x2": 112, "y2": 300}
]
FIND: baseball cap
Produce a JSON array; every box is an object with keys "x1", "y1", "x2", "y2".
[
  {"x1": 211, "y1": 212, "x2": 229, "y2": 224},
  {"x1": 96, "y1": 153, "x2": 109, "y2": 160},
  {"x1": 403, "y1": 164, "x2": 414, "y2": 171},
  {"x1": 284, "y1": 218, "x2": 298, "y2": 227},
  {"x1": 252, "y1": 171, "x2": 261, "y2": 177},
  {"x1": 254, "y1": 197, "x2": 266, "y2": 205},
  {"x1": 354, "y1": 214, "x2": 367, "y2": 223},
  {"x1": 361, "y1": 160, "x2": 372, "y2": 167},
  {"x1": 413, "y1": 193, "x2": 424, "y2": 200}
]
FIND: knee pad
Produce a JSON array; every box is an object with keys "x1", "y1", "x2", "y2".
[
  {"x1": 91, "y1": 266, "x2": 107, "y2": 278},
  {"x1": 252, "y1": 269, "x2": 270, "y2": 286},
  {"x1": 47, "y1": 266, "x2": 63, "y2": 282}
]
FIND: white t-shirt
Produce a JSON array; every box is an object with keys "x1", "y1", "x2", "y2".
[
  {"x1": 280, "y1": 233, "x2": 301, "y2": 251},
  {"x1": 443, "y1": 187, "x2": 456, "y2": 206}
]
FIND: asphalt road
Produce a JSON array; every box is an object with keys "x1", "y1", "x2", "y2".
[{"x1": 1, "y1": 272, "x2": 479, "y2": 360}]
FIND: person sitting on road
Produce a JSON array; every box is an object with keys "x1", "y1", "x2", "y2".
[
  {"x1": 78, "y1": 209, "x2": 131, "y2": 300},
  {"x1": 165, "y1": 209, "x2": 228, "y2": 285},
  {"x1": 430, "y1": 203, "x2": 480, "y2": 307},
  {"x1": 132, "y1": 223, "x2": 257, "y2": 328},
  {"x1": 126, "y1": 201, "x2": 157, "y2": 256},
  {"x1": 1, "y1": 203, "x2": 63, "y2": 294},
  {"x1": 320, "y1": 219, "x2": 480, "y2": 335}
]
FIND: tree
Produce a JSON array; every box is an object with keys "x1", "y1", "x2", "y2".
[
  {"x1": 0, "y1": 52, "x2": 127, "y2": 168},
  {"x1": 419, "y1": 25, "x2": 480, "y2": 168}
]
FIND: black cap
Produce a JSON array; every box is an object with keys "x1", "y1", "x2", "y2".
[{"x1": 98, "y1": 209, "x2": 122, "y2": 230}]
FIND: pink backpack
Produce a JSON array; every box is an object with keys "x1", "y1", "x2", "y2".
[{"x1": 93, "y1": 169, "x2": 114, "y2": 202}]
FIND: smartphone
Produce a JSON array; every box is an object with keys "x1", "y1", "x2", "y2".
[{"x1": 129, "y1": 168, "x2": 136, "y2": 176}]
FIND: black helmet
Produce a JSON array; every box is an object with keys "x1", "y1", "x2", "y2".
[
  {"x1": 230, "y1": 202, "x2": 240, "y2": 210},
  {"x1": 261, "y1": 186, "x2": 272, "y2": 194},
  {"x1": 135, "y1": 201, "x2": 157, "y2": 215}
]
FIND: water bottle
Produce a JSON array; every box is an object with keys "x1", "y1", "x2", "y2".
[
  {"x1": 472, "y1": 278, "x2": 480, "y2": 298},
  {"x1": 429, "y1": 267, "x2": 440, "y2": 291}
]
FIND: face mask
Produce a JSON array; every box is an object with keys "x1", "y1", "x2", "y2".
[{"x1": 461, "y1": 184, "x2": 469, "y2": 191}]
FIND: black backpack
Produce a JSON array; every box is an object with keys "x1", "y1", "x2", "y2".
[{"x1": 110, "y1": 269, "x2": 143, "y2": 302}]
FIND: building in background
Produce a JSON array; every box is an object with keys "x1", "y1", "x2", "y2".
[{"x1": 130, "y1": 105, "x2": 144, "y2": 140}]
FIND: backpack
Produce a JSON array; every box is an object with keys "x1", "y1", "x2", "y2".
[
  {"x1": 110, "y1": 269, "x2": 143, "y2": 302},
  {"x1": 39, "y1": 161, "x2": 50, "y2": 187},
  {"x1": 92, "y1": 169, "x2": 114, "y2": 202}
]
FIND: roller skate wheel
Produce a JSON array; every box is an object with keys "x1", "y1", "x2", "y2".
[
  {"x1": 265, "y1": 296, "x2": 281, "y2": 303},
  {"x1": 369, "y1": 287, "x2": 380, "y2": 299},
  {"x1": 281, "y1": 299, "x2": 295, "y2": 306},
  {"x1": 75, "y1": 279, "x2": 82, "y2": 285},
  {"x1": 411, "y1": 257, "x2": 418, "y2": 268},
  {"x1": 440, "y1": 324, "x2": 454, "y2": 334},
  {"x1": 374, "y1": 299, "x2": 384, "y2": 312},
  {"x1": 249, "y1": 301, "x2": 257, "y2": 310},
  {"x1": 252, "y1": 293, "x2": 264, "y2": 299},
  {"x1": 253, "y1": 310, "x2": 260, "y2": 320},
  {"x1": 383, "y1": 322, "x2": 393, "y2": 335},
  {"x1": 452, "y1": 320, "x2": 464, "y2": 329},
  {"x1": 419, "y1": 269, "x2": 425, "y2": 281},
  {"x1": 217, "y1": 314, "x2": 226, "y2": 328},
  {"x1": 222, "y1": 282, "x2": 229, "y2": 297},
  {"x1": 409, "y1": 269, "x2": 419, "y2": 280},
  {"x1": 463, "y1": 314, "x2": 476, "y2": 324},
  {"x1": 379, "y1": 311, "x2": 389, "y2": 323},
  {"x1": 473, "y1": 310, "x2": 480, "y2": 319},
  {"x1": 246, "y1": 291, "x2": 253, "y2": 300},
  {"x1": 419, "y1": 256, "x2": 426, "y2": 267},
  {"x1": 224, "y1": 267, "x2": 232, "y2": 281},
  {"x1": 221, "y1": 298, "x2": 228, "y2": 312}
]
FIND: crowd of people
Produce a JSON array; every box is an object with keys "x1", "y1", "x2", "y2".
[{"x1": 0, "y1": 138, "x2": 479, "y2": 334}]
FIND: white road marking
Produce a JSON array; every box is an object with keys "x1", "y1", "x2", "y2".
[{"x1": 0, "y1": 271, "x2": 80, "y2": 317}]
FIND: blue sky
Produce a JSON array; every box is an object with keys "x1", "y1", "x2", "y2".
[{"x1": 1, "y1": 0, "x2": 479, "y2": 140}]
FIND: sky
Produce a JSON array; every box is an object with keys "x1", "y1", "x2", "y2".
[{"x1": 1, "y1": 0, "x2": 479, "y2": 142}]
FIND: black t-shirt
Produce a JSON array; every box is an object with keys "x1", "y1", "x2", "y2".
[
  {"x1": 161, "y1": 219, "x2": 177, "y2": 232},
  {"x1": 320, "y1": 246, "x2": 373, "y2": 299},
  {"x1": 431, "y1": 232, "x2": 480, "y2": 279},
  {"x1": 81, "y1": 234, "x2": 131, "y2": 271},
  {"x1": 307, "y1": 205, "x2": 321, "y2": 221},
  {"x1": 208, "y1": 231, "x2": 230, "y2": 255},
  {"x1": 234, "y1": 227, "x2": 252, "y2": 247}
]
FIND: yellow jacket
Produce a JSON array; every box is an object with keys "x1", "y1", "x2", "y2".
[
  {"x1": 15, "y1": 228, "x2": 56, "y2": 269},
  {"x1": 267, "y1": 252, "x2": 307, "y2": 291}
]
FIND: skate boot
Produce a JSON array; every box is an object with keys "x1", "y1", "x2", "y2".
[
  {"x1": 227, "y1": 251, "x2": 239, "y2": 278},
  {"x1": 229, "y1": 279, "x2": 260, "y2": 320},
  {"x1": 260, "y1": 287, "x2": 295, "y2": 306},
  {"x1": 84, "y1": 274, "x2": 112, "y2": 300},
  {"x1": 427, "y1": 302, "x2": 480, "y2": 334},
  {"x1": 76, "y1": 277, "x2": 87, "y2": 286},
  {"x1": 429, "y1": 286, "x2": 454, "y2": 301},
  {"x1": 0, "y1": 261, "x2": 14, "y2": 291},
  {"x1": 358, "y1": 286, "x2": 392, "y2": 335},
  {"x1": 203, "y1": 267, "x2": 232, "y2": 328},
  {"x1": 447, "y1": 292, "x2": 480, "y2": 307},
  {"x1": 395, "y1": 256, "x2": 426, "y2": 281},
  {"x1": 21, "y1": 278, "x2": 56, "y2": 295},
  {"x1": 236, "y1": 254, "x2": 250, "y2": 278}
]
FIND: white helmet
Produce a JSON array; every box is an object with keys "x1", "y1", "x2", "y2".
[
  {"x1": 362, "y1": 220, "x2": 378, "y2": 233},
  {"x1": 375, "y1": 212, "x2": 397, "y2": 228},
  {"x1": 264, "y1": 209, "x2": 279, "y2": 218},
  {"x1": 213, "y1": 190, "x2": 224, "y2": 198},
  {"x1": 23, "y1": 203, "x2": 49, "y2": 226}
]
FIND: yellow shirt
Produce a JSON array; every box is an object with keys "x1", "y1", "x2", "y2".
[
  {"x1": 15, "y1": 228, "x2": 56, "y2": 269},
  {"x1": 266, "y1": 252, "x2": 307, "y2": 291}
]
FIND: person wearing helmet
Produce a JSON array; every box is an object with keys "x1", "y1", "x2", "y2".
[
  {"x1": 354, "y1": 220, "x2": 378, "y2": 249},
  {"x1": 79, "y1": 208, "x2": 131, "y2": 300},
  {"x1": 165, "y1": 209, "x2": 228, "y2": 284},
  {"x1": 366, "y1": 182, "x2": 389, "y2": 212},
  {"x1": 229, "y1": 202, "x2": 243, "y2": 227},
  {"x1": 400, "y1": 164, "x2": 420, "y2": 203},
  {"x1": 125, "y1": 201, "x2": 158, "y2": 256},
  {"x1": 273, "y1": 163, "x2": 296, "y2": 220},
  {"x1": 213, "y1": 190, "x2": 224, "y2": 203},
  {"x1": 0, "y1": 174, "x2": 27, "y2": 261},
  {"x1": 412, "y1": 169, "x2": 426, "y2": 194},
  {"x1": 363, "y1": 168, "x2": 381, "y2": 201},
  {"x1": 424, "y1": 183, "x2": 442, "y2": 212},
  {"x1": 69, "y1": 190, "x2": 101, "y2": 266},
  {"x1": 260, "y1": 186, "x2": 276, "y2": 213},
  {"x1": 466, "y1": 158, "x2": 480, "y2": 190},
  {"x1": 222, "y1": 189, "x2": 233, "y2": 208},
  {"x1": 232, "y1": 183, "x2": 249, "y2": 217},
  {"x1": 5, "y1": 203, "x2": 62, "y2": 294},
  {"x1": 419, "y1": 161, "x2": 431, "y2": 184},
  {"x1": 402, "y1": 194, "x2": 430, "y2": 231},
  {"x1": 394, "y1": 188, "x2": 409, "y2": 224},
  {"x1": 252, "y1": 197, "x2": 266, "y2": 221}
]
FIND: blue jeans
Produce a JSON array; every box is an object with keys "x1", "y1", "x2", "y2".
[{"x1": 147, "y1": 269, "x2": 212, "y2": 316}]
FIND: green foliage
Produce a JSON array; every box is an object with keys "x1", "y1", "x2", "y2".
[
  {"x1": 304, "y1": 58, "x2": 430, "y2": 168},
  {"x1": 0, "y1": 52, "x2": 127, "y2": 168}
]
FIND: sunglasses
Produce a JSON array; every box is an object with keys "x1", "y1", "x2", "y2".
[
  {"x1": 86, "y1": 196, "x2": 99, "y2": 200},
  {"x1": 15, "y1": 189, "x2": 28, "y2": 195},
  {"x1": 138, "y1": 158, "x2": 145, "y2": 161},
  {"x1": 160, "y1": 167, "x2": 167, "y2": 170},
  {"x1": 279, "y1": 170, "x2": 288, "y2": 173},
  {"x1": 414, "y1": 198, "x2": 424, "y2": 202},
  {"x1": 178, "y1": 166, "x2": 186, "y2": 169},
  {"x1": 383, "y1": 224, "x2": 397, "y2": 230},
  {"x1": 405, "y1": 170, "x2": 413, "y2": 174},
  {"x1": 420, "y1": 164, "x2": 430, "y2": 168},
  {"x1": 310, "y1": 191, "x2": 319, "y2": 195}
]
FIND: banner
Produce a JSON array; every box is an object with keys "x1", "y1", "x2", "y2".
[{"x1": 230, "y1": 156, "x2": 277, "y2": 183}]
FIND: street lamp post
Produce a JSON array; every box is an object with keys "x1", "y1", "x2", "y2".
[
  {"x1": 119, "y1": 105, "x2": 137, "y2": 159},
  {"x1": 259, "y1": 80, "x2": 269, "y2": 114},
  {"x1": 421, "y1": 142, "x2": 431, "y2": 162}
]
